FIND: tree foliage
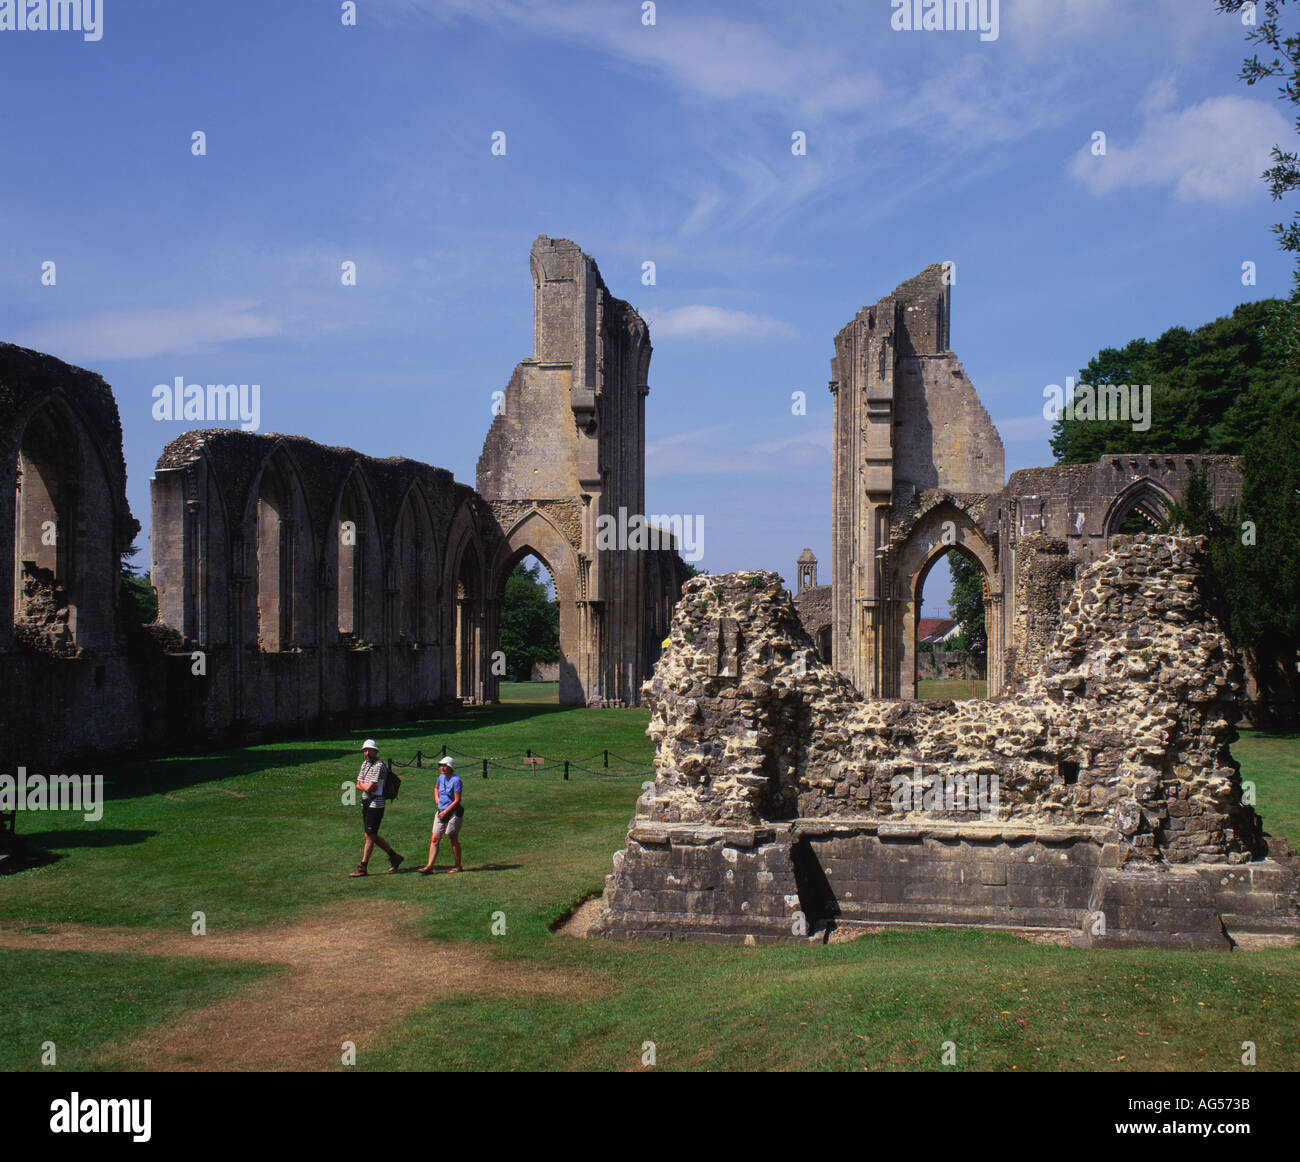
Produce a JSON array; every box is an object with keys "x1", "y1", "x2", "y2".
[
  {"x1": 945, "y1": 551, "x2": 986, "y2": 656},
  {"x1": 1163, "y1": 398, "x2": 1300, "y2": 724},
  {"x1": 498, "y1": 560, "x2": 559, "y2": 683},
  {"x1": 120, "y1": 545, "x2": 157, "y2": 624},
  {"x1": 1217, "y1": 0, "x2": 1300, "y2": 372},
  {"x1": 1219, "y1": 1, "x2": 1300, "y2": 282},
  {"x1": 1050, "y1": 300, "x2": 1300, "y2": 463}
]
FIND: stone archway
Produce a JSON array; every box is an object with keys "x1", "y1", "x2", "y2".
[
  {"x1": 331, "y1": 466, "x2": 385, "y2": 646},
  {"x1": 487, "y1": 507, "x2": 581, "y2": 705},
  {"x1": 391, "y1": 483, "x2": 439, "y2": 648},
  {"x1": 891, "y1": 503, "x2": 1002, "y2": 700},
  {"x1": 11, "y1": 395, "x2": 120, "y2": 655},
  {"x1": 1103, "y1": 477, "x2": 1175, "y2": 537},
  {"x1": 250, "y1": 444, "x2": 315, "y2": 653},
  {"x1": 441, "y1": 500, "x2": 488, "y2": 704}
]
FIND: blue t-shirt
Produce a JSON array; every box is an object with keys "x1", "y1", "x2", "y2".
[{"x1": 437, "y1": 772, "x2": 463, "y2": 810}]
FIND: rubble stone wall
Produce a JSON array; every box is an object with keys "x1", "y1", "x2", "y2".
[{"x1": 593, "y1": 534, "x2": 1298, "y2": 948}]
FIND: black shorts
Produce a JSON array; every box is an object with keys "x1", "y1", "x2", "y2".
[{"x1": 362, "y1": 803, "x2": 385, "y2": 836}]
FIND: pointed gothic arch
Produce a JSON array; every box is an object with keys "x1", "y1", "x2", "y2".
[
  {"x1": 488, "y1": 507, "x2": 580, "y2": 704},
  {"x1": 250, "y1": 443, "x2": 315, "y2": 652},
  {"x1": 331, "y1": 466, "x2": 384, "y2": 645},
  {"x1": 11, "y1": 394, "x2": 119, "y2": 654},
  {"x1": 1103, "y1": 477, "x2": 1175, "y2": 537},
  {"x1": 891, "y1": 502, "x2": 1002, "y2": 699},
  {"x1": 392, "y1": 483, "x2": 439, "y2": 646},
  {"x1": 443, "y1": 498, "x2": 488, "y2": 702}
]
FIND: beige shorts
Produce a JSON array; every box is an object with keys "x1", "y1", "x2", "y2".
[{"x1": 433, "y1": 811, "x2": 463, "y2": 837}]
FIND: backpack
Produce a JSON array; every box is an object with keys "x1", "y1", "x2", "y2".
[{"x1": 384, "y1": 766, "x2": 401, "y2": 802}]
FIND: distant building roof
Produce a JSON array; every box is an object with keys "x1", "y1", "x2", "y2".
[
  {"x1": 797, "y1": 548, "x2": 817, "y2": 563},
  {"x1": 918, "y1": 618, "x2": 959, "y2": 644}
]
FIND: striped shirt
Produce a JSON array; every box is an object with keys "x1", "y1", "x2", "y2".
[{"x1": 358, "y1": 758, "x2": 389, "y2": 807}]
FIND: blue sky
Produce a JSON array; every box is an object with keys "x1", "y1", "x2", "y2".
[{"x1": 2, "y1": 0, "x2": 1293, "y2": 616}]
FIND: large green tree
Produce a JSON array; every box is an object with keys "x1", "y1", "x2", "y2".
[
  {"x1": 1049, "y1": 300, "x2": 1300, "y2": 463},
  {"x1": 1053, "y1": 299, "x2": 1300, "y2": 720},
  {"x1": 498, "y1": 560, "x2": 559, "y2": 683},
  {"x1": 1164, "y1": 399, "x2": 1300, "y2": 724}
]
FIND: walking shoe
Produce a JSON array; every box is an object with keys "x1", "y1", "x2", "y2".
[
  {"x1": 388, "y1": 853, "x2": 405, "y2": 873},
  {"x1": 349, "y1": 863, "x2": 368, "y2": 877}
]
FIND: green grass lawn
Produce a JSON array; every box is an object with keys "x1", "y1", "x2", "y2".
[
  {"x1": 1235, "y1": 727, "x2": 1300, "y2": 853},
  {"x1": 917, "y1": 678, "x2": 988, "y2": 699},
  {"x1": 0, "y1": 707, "x2": 1296, "y2": 1072},
  {"x1": 498, "y1": 680, "x2": 559, "y2": 704},
  {"x1": 0, "y1": 949, "x2": 277, "y2": 1072}
]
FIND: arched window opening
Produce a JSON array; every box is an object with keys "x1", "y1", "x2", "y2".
[
  {"x1": 338, "y1": 476, "x2": 366, "y2": 643},
  {"x1": 14, "y1": 406, "x2": 77, "y2": 653},
  {"x1": 455, "y1": 544, "x2": 483, "y2": 701},
  {"x1": 256, "y1": 457, "x2": 296, "y2": 652},
  {"x1": 915, "y1": 548, "x2": 988, "y2": 700},
  {"x1": 399, "y1": 509, "x2": 420, "y2": 644},
  {"x1": 497, "y1": 552, "x2": 559, "y2": 703},
  {"x1": 1105, "y1": 481, "x2": 1173, "y2": 538}
]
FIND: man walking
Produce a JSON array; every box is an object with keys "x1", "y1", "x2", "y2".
[
  {"x1": 417, "y1": 756, "x2": 463, "y2": 875},
  {"x1": 350, "y1": 738, "x2": 404, "y2": 877}
]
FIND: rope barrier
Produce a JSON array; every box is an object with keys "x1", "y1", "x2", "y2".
[{"x1": 378, "y1": 746, "x2": 654, "y2": 779}]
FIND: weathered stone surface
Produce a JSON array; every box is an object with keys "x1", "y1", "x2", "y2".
[
  {"x1": 823, "y1": 266, "x2": 1254, "y2": 712},
  {"x1": 2, "y1": 236, "x2": 689, "y2": 766},
  {"x1": 477, "y1": 236, "x2": 690, "y2": 707},
  {"x1": 828, "y1": 266, "x2": 1006, "y2": 699},
  {"x1": 592, "y1": 534, "x2": 1300, "y2": 948}
]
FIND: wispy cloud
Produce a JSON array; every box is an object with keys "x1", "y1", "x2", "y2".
[
  {"x1": 375, "y1": 0, "x2": 882, "y2": 117},
  {"x1": 1070, "y1": 94, "x2": 1289, "y2": 203},
  {"x1": 16, "y1": 301, "x2": 281, "y2": 362},
  {"x1": 645, "y1": 305, "x2": 797, "y2": 341}
]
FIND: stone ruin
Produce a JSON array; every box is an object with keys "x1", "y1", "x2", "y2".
[
  {"x1": 819, "y1": 262, "x2": 1251, "y2": 707},
  {"x1": 591, "y1": 534, "x2": 1300, "y2": 949},
  {"x1": 1, "y1": 236, "x2": 691, "y2": 770}
]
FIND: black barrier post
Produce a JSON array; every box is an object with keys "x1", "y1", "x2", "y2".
[
  {"x1": 416, "y1": 750, "x2": 423, "y2": 768},
  {"x1": 604, "y1": 749, "x2": 609, "y2": 768},
  {"x1": 563, "y1": 760, "x2": 570, "y2": 781},
  {"x1": 527, "y1": 747, "x2": 531, "y2": 758},
  {"x1": 441, "y1": 744, "x2": 447, "y2": 758},
  {"x1": 482, "y1": 758, "x2": 488, "y2": 779}
]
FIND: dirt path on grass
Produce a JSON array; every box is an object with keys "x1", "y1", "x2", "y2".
[{"x1": 0, "y1": 900, "x2": 590, "y2": 1071}]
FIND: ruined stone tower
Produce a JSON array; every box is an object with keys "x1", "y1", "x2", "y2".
[
  {"x1": 830, "y1": 264, "x2": 1006, "y2": 698},
  {"x1": 477, "y1": 236, "x2": 685, "y2": 706}
]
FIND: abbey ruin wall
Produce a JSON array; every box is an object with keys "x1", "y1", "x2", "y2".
[
  {"x1": 1, "y1": 237, "x2": 689, "y2": 767},
  {"x1": 594, "y1": 535, "x2": 1300, "y2": 948}
]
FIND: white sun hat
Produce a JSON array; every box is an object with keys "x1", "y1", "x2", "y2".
[
  {"x1": 361, "y1": 739, "x2": 378, "y2": 751},
  {"x1": 439, "y1": 755, "x2": 455, "y2": 769}
]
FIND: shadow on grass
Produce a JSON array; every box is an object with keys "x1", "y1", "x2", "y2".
[
  {"x1": 17, "y1": 828, "x2": 158, "y2": 851},
  {"x1": 388, "y1": 863, "x2": 523, "y2": 876},
  {"x1": 92, "y1": 747, "x2": 345, "y2": 803},
  {"x1": 0, "y1": 849, "x2": 63, "y2": 874},
  {"x1": 1236, "y1": 726, "x2": 1300, "y2": 742}
]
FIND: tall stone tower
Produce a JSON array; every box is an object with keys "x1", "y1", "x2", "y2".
[
  {"x1": 829, "y1": 264, "x2": 1005, "y2": 697},
  {"x1": 478, "y1": 236, "x2": 684, "y2": 706}
]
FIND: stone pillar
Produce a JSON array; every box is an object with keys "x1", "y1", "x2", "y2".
[
  {"x1": 986, "y1": 592, "x2": 1005, "y2": 696},
  {"x1": 483, "y1": 595, "x2": 501, "y2": 703}
]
